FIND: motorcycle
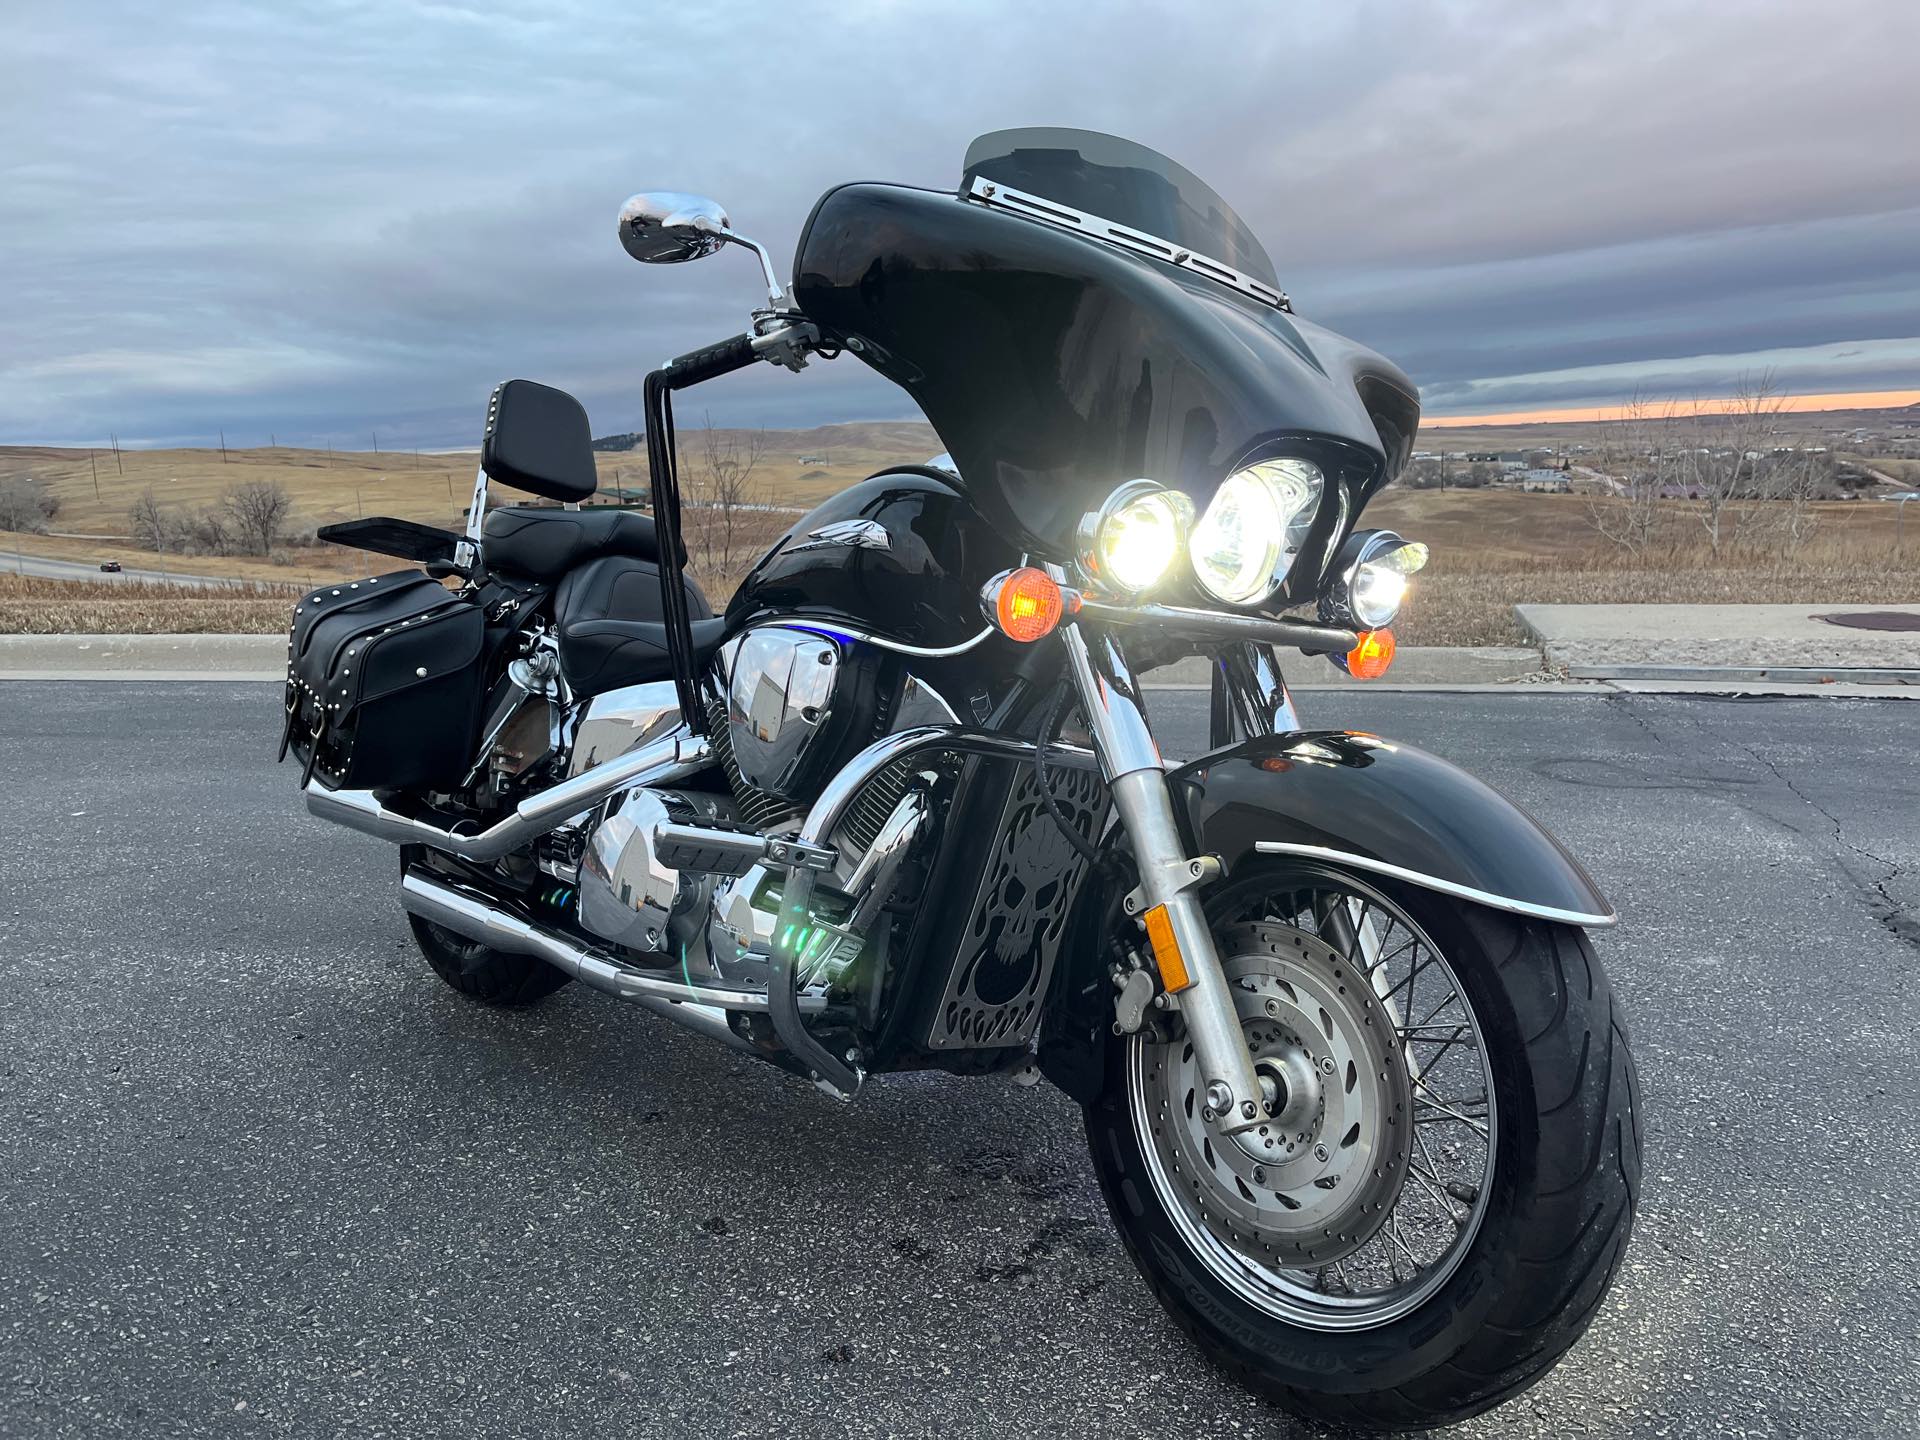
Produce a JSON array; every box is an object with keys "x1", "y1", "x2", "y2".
[{"x1": 286, "y1": 128, "x2": 1640, "y2": 1431}]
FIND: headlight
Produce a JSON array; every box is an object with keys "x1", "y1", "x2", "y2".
[
  {"x1": 1076, "y1": 480, "x2": 1189, "y2": 595},
  {"x1": 1320, "y1": 529, "x2": 1429, "y2": 629},
  {"x1": 1190, "y1": 458, "x2": 1324, "y2": 605}
]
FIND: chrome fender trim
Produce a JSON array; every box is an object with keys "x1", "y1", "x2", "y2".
[{"x1": 1253, "y1": 842, "x2": 1619, "y2": 928}]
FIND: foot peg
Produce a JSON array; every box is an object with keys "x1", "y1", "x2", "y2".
[{"x1": 652, "y1": 822, "x2": 836, "y2": 877}]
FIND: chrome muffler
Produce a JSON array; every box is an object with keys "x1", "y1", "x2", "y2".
[
  {"x1": 306, "y1": 731, "x2": 712, "y2": 861},
  {"x1": 399, "y1": 867, "x2": 831, "y2": 1085}
]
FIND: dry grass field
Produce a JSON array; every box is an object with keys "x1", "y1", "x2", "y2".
[
  {"x1": 0, "y1": 573, "x2": 298, "y2": 635},
  {"x1": 5, "y1": 420, "x2": 1919, "y2": 643}
]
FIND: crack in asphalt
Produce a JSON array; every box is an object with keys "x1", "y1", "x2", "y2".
[
  {"x1": 1727, "y1": 728, "x2": 1916, "y2": 952},
  {"x1": 1609, "y1": 692, "x2": 1916, "y2": 952}
]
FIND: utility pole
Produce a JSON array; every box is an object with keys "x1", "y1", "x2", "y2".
[
  {"x1": 90, "y1": 448, "x2": 100, "y2": 500},
  {"x1": 371, "y1": 429, "x2": 379, "y2": 455},
  {"x1": 220, "y1": 428, "x2": 228, "y2": 463},
  {"x1": 111, "y1": 433, "x2": 123, "y2": 474}
]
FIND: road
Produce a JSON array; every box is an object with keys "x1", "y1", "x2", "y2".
[
  {"x1": 1, "y1": 683, "x2": 1915, "y2": 1438},
  {"x1": 1, "y1": 549, "x2": 249, "y2": 587}
]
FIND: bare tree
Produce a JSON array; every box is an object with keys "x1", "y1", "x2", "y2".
[
  {"x1": 129, "y1": 488, "x2": 173, "y2": 549},
  {"x1": 685, "y1": 414, "x2": 769, "y2": 584},
  {"x1": 1690, "y1": 372, "x2": 1788, "y2": 556},
  {"x1": 1586, "y1": 391, "x2": 1680, "y2": 556},
  {"x1": 0, "y1": 477, "x2": 58, "y2": 534},
  {"x1": 223, "y1": 478, "x2": 293, "y2": 555}
]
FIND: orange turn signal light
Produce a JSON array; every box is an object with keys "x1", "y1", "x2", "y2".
[
  {"x1": 993, "y1": 567, "x2": 1067, "y2": 643},
  {"x1": 1345, "y1": 628, "x2": 1396, "y2": 680}
]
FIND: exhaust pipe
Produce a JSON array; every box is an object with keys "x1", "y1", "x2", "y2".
[
  {"x1": 307, "y1": 731, "x2": 711, "y2": 861},
  {"x1": 399, "y1": 868, "x2": 836, "y2": 1086}
]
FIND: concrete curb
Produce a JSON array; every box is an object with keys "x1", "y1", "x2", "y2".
[{"x1": 2, "y1": 634, "x2": 1913, "y2": 699}]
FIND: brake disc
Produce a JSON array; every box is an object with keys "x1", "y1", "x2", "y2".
[{"x1": 1136, "y1": 920, "x2": 1412, "y2": 1269}]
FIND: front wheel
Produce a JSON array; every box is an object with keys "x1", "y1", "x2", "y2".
[{"x1": 1083, "y1": 861, "x2": 1641, "y2": 1433}]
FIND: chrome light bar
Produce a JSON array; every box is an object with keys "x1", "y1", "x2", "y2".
[{"x1": 963, "y1": 176, "x2": 1291, "y2": 312}]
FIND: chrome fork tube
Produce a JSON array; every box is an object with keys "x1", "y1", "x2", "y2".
[{"x1": 1060, "y1": 623, "x2": 1266, "y2": 1136}]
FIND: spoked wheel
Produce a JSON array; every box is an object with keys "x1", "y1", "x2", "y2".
[{"x1": 1084, "y1": 860, "x2": 1641, "y2": 1433}]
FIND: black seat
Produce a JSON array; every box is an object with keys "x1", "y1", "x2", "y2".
[
  {"x1": 482, "y1": 506, "x2": 660, "y2": 583},
  {"x1": 553, "y1": 554, "x2": 728, "y2": 697}
]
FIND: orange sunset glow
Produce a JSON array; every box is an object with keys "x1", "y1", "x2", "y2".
[{"x1": 1424, "y1": 388, "x2": 1920, "y2": 428}]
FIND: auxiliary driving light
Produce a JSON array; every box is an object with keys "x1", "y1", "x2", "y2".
[
  {"x1": 1077, "y1": 480, "x2": 1189, "y2": 595},
  {"x1": 1320, "y1": 529, "x2": 1428, "y2": 631}
]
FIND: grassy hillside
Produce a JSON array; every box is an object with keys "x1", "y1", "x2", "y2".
[{"x1": 5, "y1": 408, "x2": 1918, "y2": 638}]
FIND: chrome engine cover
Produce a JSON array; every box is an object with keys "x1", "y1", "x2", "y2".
[
  {"x1": 576, "y1": 788, "x2": 729, "y2": 954},
  {"x1": 725, "y1": 625, "x2": 846, "y2": 798}
]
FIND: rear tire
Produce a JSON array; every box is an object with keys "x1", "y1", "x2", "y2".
[
  {"x1": 1083, "y1": 862, "x2": 1641, "y2": 1433},
  {"x1": 401, "y1": 846, "x2": 572, "y2": 1007}
]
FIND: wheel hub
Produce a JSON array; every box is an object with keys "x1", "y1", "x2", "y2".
[{"x1": 1137, "y1": 920, "x2": 1413, "y2": 1268}]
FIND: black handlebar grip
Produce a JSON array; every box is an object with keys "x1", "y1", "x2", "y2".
[{"x1": 662, "y1": 333, "x2": 758, "y2": 388}]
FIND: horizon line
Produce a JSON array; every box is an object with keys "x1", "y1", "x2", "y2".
[
  {"x1": 10, "y1": 388, "x2": 1920, "y2": 454},
  {"x1": 1421, "y1": 387, "x2": 1920, "y2": 428}
]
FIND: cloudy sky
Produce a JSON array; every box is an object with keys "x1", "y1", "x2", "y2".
[{"x1": 5, "y1": 0, "x2": 1917, "y2": 448}]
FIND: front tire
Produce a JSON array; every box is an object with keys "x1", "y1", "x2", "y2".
[{"x1": 1084, "y1": 862, "x2": 1641, "y2": 1432}]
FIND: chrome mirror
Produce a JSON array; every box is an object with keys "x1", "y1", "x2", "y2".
[{"x1": 617, "y1": 192, "x2": 734, "y2": 265}]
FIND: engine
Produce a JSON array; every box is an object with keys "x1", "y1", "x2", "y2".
[{"x1": 569, "y1": 624, "x2": 951, "y2": 1000}]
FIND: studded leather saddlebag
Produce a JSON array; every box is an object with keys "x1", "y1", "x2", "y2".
[{"x1": 282, "y1": 570, "x2": 486, "y2": 792}]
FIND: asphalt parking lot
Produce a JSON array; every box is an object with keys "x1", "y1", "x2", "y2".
[{"x1": 2, "y1": 681, "x2": 1916, "y2": 1438}]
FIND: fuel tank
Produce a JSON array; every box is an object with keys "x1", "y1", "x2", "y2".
[{"x1": 726, "y1": 468, "x2": 1020, "y2": 651}]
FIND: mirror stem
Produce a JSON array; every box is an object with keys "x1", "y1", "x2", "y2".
[{"x1": 721, "y1": 231, "x2": 788, "y2": 309}]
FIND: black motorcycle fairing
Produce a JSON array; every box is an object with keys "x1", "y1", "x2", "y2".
[
  {"x1": 792, "y1": 183, "x2": 1417, "y2": 575},
  {"x1": 726, "y1": 468, "x2": 1020, "y2": 651},
  {"x1": 1038, "y1": 729, "x2": 1615, "y2": 1105}
]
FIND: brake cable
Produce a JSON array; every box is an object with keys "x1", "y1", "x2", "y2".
[{"x1": 1033, "y1": 682, "x2": 1113, "y2": 872}]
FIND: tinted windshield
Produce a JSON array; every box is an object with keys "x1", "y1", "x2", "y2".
[{"x1": 962, "y1": 127, "x2": 1277, "y2": 287}]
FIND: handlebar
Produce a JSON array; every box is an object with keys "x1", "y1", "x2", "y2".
[{"x1": 659, "y1": 333, "x2": 759, "y2": 389}]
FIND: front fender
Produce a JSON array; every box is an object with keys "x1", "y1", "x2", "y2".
[
  {"x1": 1169, "y1": 731, "x2": 1616, "y2": 928},
  {"x1": 1037, "y1": 729, "x2": 1614, "y2": 1106}
]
